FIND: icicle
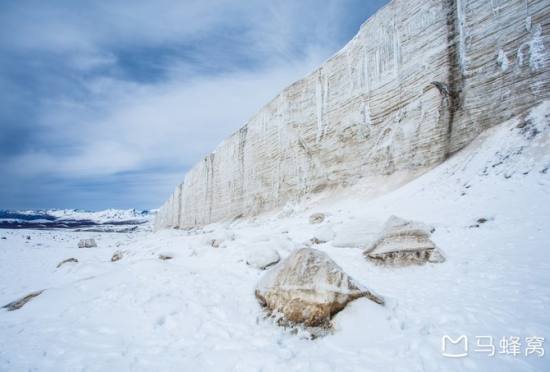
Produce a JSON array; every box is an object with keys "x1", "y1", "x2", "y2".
[{"x1": 315, "y1": 70, "x2": 324, "y2": 142}]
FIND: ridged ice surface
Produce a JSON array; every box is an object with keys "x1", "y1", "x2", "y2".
[{"x1": 155, "y1": 0, "x2": 549, "y2": 230}]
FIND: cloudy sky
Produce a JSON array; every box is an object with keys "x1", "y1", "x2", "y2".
[{"x1": 0, "y1": 0, "x2": 387, "y2": 211}]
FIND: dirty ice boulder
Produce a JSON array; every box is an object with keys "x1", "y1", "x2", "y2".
[
  {"x1": 309, "y1": 213, "x2": 326, "y2": 224},
  {"x1": 246, "y1": 243, "x2": 280, "y2": 270},
  {"x1": 255, "y1": 248, "x2": 384, "y2": 327},
  {"x1": 3, "y1": 290, "x2": 44, "y2": 311},
  {"x1": 56, "y1": 257, "x2": 78, "y2": 268},
  {"x1": 111, "y1": 250, "x2": 126, "y2": 262},
  {"x1": 78, "y1": 239, "x2": 97, "y2": 248},
  {"x1": 364, "y1": 216, "x2": 445, "y2": 265}
]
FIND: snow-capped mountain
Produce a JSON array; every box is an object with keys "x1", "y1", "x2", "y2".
[
  {"x1": 0, "y1": 208, "x2": 155, "y2": 231},
  {"x1": 44, "y1": 208, "x2": 153, "y2": 223}
]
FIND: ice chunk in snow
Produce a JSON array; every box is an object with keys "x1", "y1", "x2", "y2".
[
  {"x1": 3, "y1": 290, "x2": 45, "y2": 311},
  {"x1": 256, "y1": 248, "x2": 384, "y2": 327},
  {"x1": 365, "y1": 216, "x2": 445, "y2": 265},
  {"x1": 245, "y1": 243, "x2": 280, "y2": 270},
  {"x1": 78, "y1": 239, "x2": 97, "y2": 248},
  {"x1": 308, "y1": 213, "x2": 326, "y2": 224},
  {"x1": 56, "y1": 258, "x2": 78, "y2": 268}
]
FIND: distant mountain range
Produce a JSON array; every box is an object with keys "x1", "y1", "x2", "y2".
[{"x1": 0, "y1": 208, "x2": 155, "y2": 231}]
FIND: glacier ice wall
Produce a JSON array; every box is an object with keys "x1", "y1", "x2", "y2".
[{"x1": 155, "y1": 0, "x2": 550, "y2": 230}]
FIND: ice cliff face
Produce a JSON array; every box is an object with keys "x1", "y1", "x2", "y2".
[{"x1": 155, "y1": 0, "x2": 550, "y2": 230}]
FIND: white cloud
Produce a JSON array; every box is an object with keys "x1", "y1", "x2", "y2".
[
  {"x1": 69, "y1": 52, "x2": 118, "y2": 72},
  {"x1": 7, "y1": 50, "x2": 327, "y2": 179}
]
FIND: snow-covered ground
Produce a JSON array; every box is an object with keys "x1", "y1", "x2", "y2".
[{"x1": 0, "y1": 102, "x2": 548, "y2": 371}]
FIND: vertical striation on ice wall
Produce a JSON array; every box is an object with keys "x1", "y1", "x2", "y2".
[
  {"x1": 448, "y1": 0, "x2": 550, "y2": 151},
  {"x1": 155, "y1": 0, "x2": 550, "y2": 230}
]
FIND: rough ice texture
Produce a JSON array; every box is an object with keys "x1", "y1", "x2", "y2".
[
  {"x1": 2, "y1": 290, "x2": 44, "y2": 311},
  {"x1": 308, "y1": 213, "x2": 326, "y2": 224},
  {"x1": 448, "y1": 0, "x2": 550, "y2": 152},
  {"x1": 77, "y1": 239, "x2": 97, "y2": 248},
  {"x1": 255, "y1": 248, "x2": 384, "y2": 327},
  {"x1": 155, "y1": 0, "x2": 550, "y2": 230},
  {"x1": 365, "y1": 216, "x2": 445, "y2": 265},
  {"x1": 56, "y1": 257, "x2": 79, "y2": 268}
]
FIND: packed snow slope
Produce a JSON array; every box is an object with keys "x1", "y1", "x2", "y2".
[
  {"x1": 0, "y1": 102, "x2": 548, "y2": 371},
  {"x1": 156, "y1": 0, "x2": 550, "y2": 229}
]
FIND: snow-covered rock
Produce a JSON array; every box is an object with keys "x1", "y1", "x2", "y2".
[
  {"x1": 111, "y1": 251, "x2": 125, "y2": 262},
  {"x1": 364, "y1": 216, "x2": 445, "y2": 265},
  {"x1": 308, "y1": 213, "x2": 326, "y2": 224},
  {"x1": 255, "y1": 248, "x2": 384, "y2": 327},
  {"x1": 78, "y1": 239, "x2": 97, "y2": 248},
  {"x1": 56, "y1": 258, "x2": 78, "y2": 268},
  {"x1": 245, "y1": 244, "x2": 280, "y2": 270},
  {"x1": 2, "y1": 290, "x2": 44, "y2": 311},
  {"x1": 210, "y1": 239, "x2": 222, "y2": 248},
  {"x1": 158, "y1": 253, "x2": 174, "y2": 260}
]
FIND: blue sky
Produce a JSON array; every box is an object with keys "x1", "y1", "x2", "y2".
[{"x1": 0, "y1": 0, "x2": 388, "y2": 211}]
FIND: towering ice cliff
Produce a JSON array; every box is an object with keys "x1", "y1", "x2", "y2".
[{"x1": 155, "y1": 0, "x2": 549, "y2": 230}]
